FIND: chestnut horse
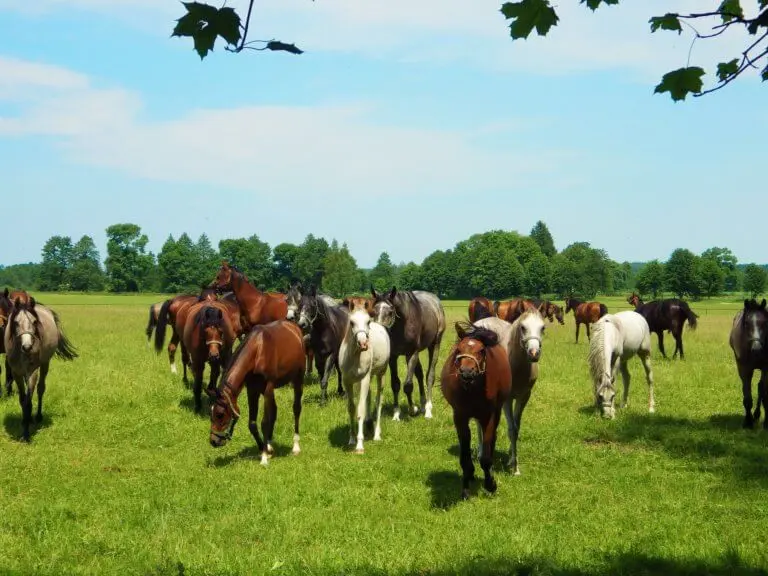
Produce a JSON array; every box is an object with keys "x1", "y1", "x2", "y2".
[
  {"x1": 468, "y1": 296, "x2": 495, "y2": 323},
  {"x1": 212, "y1": 262, "x2": 287, "y2": 330},
  {"x1": 208, "y1": 320, "x2": 305, "y2": 466},
  {"x1": 494, "y1": 298, "x2": 537, "y2": 324},
  {"x1": 564, "y1": 297, "x2": 608, "y2": 343},
  {"x1": 531, "y1": 299, "x2": 565, "y2": 325},
  {"x1": 441, "y1": 321, "x2": 511, "y2": 500},
  {"x1": 182, "y1": 301, "x2": 237, "y2": 413}
]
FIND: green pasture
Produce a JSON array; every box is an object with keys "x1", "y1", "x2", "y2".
[{"x1": 1, "y1": 294, "x2": 767, "y2": 575}]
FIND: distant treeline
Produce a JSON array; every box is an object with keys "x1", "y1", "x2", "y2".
[{"x1": 1, "y1": 222, "x2": 766, "y2": 300}]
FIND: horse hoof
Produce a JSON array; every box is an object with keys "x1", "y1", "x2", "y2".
[
  {"x1": 354, "y1": 448, "x2": 364, "y2": 455},
  {"x1": 292, "y1": 447, "x2": 301, "y2": 455},
  {"x1": 392, "y1": 412, "x2": 401, "y2": 422},
  {"x1": 373, "y1": 433, "x2": 382, "y2": 441},
  {"x1": 649, "y1": 406, "x2": 656, "y2": 414},
  {"x1": 513, "y1": 468, "x2": 521, "y2": 477},
  {"x1": 260, "y1": 454, "x2": 269, "y2": 466},
  {"x1": 461, "y1": 490, "x2": 470, "y2": 501},
  {"x1": 485, "y1": 478, "x2": 497, "y2": 494}
]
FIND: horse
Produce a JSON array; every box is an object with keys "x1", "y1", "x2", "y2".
[
  {"x1": 211, "y1": 261, "x2": 287, "y2": 329},
  {"x1": 531, "y1": 299, "x2": 565, "y2": 325},
  {"x1": 296, "y1": 285, "x2": 348, "y2": 403},
  {"x1": 182, "y1": 301, "x2": 237, "y2": 413},
  {"x1": 154, "y1": 289, "x2": 218, "y2": 379},
  {"x1": 145, "y1": 301, "x2": 164, "y2": 347},
  {"x1": 631, "y1": 297, "x2": 698, "y2": 360},
  {"x1": 564, "y1": 297, "x2": 608, "y2": 343},
  {"x1": 474, "y1": 309, "x2": 545, "y2": 475},
  {"x1": 468, "y1": 296, "x2": 495, "y2": 323},
  {"x1": 728, "y1": 299, "x2": 768, "y2": 428},
  {"x1": 4, "y1": 297, "x2": 78, "y2": 441},
  {"x1": 587, "y1": 311, "x2": 655, "y2": 419},
  {"x1": 0, "y1": 289, "x2": 15, "y2": 396},
  {"x1": 207, "y1": 320, "x2": 305, "y2": 466},
  {"x1": 494, "y1": 298, "x2": 537, "y2": 324},
  {"x1": 338, "y1": 297, "x2": 391, "y2": 453},
  {"x1": 440, "y1": 321, "x2": 511, "y2": 500},
  {"x1": 371, "y1": 286, "x2": 446, "y2": 420},
  {"x1": 286, "y1": 282, "x2": 338, "y2": 376}
]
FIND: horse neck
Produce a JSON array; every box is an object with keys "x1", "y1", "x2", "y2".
[{"x1": 232, "y1": 272, "x2": 266, "y2": 312}]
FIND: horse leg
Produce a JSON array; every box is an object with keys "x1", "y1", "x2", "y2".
[
  {"x1": 754, "y1": 376, "x2": 764, "y2": 424},
  {"x1": 192, "y1": 361, "x2": 204, "y2": 413},
  {"x1": 508, "y1": 393, "x2": 530, "y2": 476},
  {"x1": 454, "y1": 412, "x2": 474, "y2": 500},
  {"x1": 207, "y1": 360, "x2": 221, "y2": 405},
  {"x1": 639, "y1": 351, "x2": 655, "y2": 413},
  {"x1": 5, "y1": 358, "x2": 13, "y2": 396},
  {"x1": 413, "y1": 358, "x2": 425, "y2": 416},
  {"x1": 180, "y1": 342, "x2": 190, "y2": 384},
  {"x1": 619, "y1": 359, "x2": 632, "y2": 410},
  {"x1": 246, "y1": 386, "x2": 267, "y2": 458},
  {"x1": 292, "y1": 372, "x2": 303, "y2": 455},
  {"x1": 36, "y1": 363, "x2": 49, "y2": 423},
  {"x1": 20, "y1": 372, "x2": 38, "y2": 442},
  {"x1": 676, "y1": 328, "x2": 685, "y2": 360},
  {"x1": 476, "y1": 419, "x2": 484, "y2": 460},
  {"x1": 390, "y1": 356, "x2": 402, "y2": 422},
  {"x1": 575, "y1": 321, "x2": 580, "y2": 343},
  {"x1": 657, "y1": 331, "x2": 668, "y2": 359},
  {"x1": 480, "y1": 410, "x2": 499, "y2": 494},
  {"x1": 305, "y1": 346, "x2": 314, "y2": 377},
  {"x1": 738, "y1": 363, "x2": 755, "y2": 429},
  {"x1": 168, "y1": 332, "x2": 179, "y2": 375},
  {"x1": 424, "y1": 337, "x2": 443, "y2": 419},
  {"x1": 345, "y1": 376, "x2": 358, "y2": 448},
  {"x1": 403, "y1": 353, "x2": 421, "y2": 416},
  {"x1": 261, "y1": 387, "x2": 277, "y2": 464},
  {"x1": 319, "y1": 354, "x2": 335, "y2": 405},
  {"x1": 586, "y1": 322, "x2": 591, "y2": 341},
  {"x1": 335, "y1": 358, "x2": 345, "y2": 398},
  {"x1": 353, "y1": 374, "x2": 372, "y2": 454},
  {"x1": 373, "y1": 373, "x2": 384, "y2": 441}
]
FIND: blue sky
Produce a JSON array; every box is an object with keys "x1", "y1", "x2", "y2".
[{"x1": 0, "y1": 0, "x2": 766, "y2": 268}]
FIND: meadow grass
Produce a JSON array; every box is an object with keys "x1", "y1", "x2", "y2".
[{"x1": 1, "y1": 294, "x2": 767, "y2": 575}]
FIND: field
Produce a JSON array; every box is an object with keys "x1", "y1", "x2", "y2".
[{"x1": 1, "y1": 294, "x2": 768, "y2": 576}]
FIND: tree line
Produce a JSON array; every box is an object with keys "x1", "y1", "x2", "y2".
[{"x1": 1, "y1": 221, "x2": 766, "y2": 300}]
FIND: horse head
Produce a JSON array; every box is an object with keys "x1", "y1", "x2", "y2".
[
  {"x1": 347, "y1": 305, "x2": 373, "y2": 351},
  {"x1": 296, "y1": 285, "x2": 319, "y2": 333},
  {"x1": 371, "y1": 285, "x2": 398, "y2": 329},
  {"x1": 212, "y1": 261, "x2": 234, "y2": 293},
  {"x1": 208, "y1": 382, "x2": 240, "y2": 447},
  {"x1": 453, "y1": 321, "x2": 498, "y2": 383},
  {"x1": 285, "y1": 282, "x2": 303, "y2": 321},
  {"x1": 552, "y1": 304, "x2": 565, "y2": 325},
  {"x1": 199, "y1": 306, "x2": 225, "y2": 363},
  {"x1": 10, "y1": 296, "x2": 39, "y2": 355},
  {"x1": 742, "y1": 298, "x2": 768, "y2": 358},
  {"x1": 516, "y1": 310, "x2": 545, "y2": 363}
]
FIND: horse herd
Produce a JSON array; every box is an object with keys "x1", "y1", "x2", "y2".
[{"x1": 1, "y1": 266, "x2": 767, "y2": 499}]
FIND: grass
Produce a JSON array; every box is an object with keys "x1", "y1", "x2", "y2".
[{"x1": 1, "y1": 294, "x2": 768, "y2": 575}]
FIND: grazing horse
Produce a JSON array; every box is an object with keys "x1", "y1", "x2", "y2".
[
  {"x1": 296, "y1": 285, "x2": 348, "y2": 403},
  {"x1": 372, "y1": 286, "x2": 446, "y2": 420},
  {"x1": 145, "y1": 301, "x2": 164, "y2": 347},
  {"x1": 531, "y1": 299, "x2": 565, "y2": 325},
  {"x1": 588, "y1": 311, "x2": 655, "y2": 419},
  {"x1": 494, "y1": 298, "x2": 537, "y2": 324},
  {"x1": 182, "y1": 301, "x2": 237, "y2": 413},
  {"x1": 338, "y1": 298, "x2": 391, "y2": 453},
  {"x1": 729, "y1": 299, "x2": 768, "y2": 428},
  {"x1": 475, "y1": 310, "x2": 545, "y2": 475},
  {"x1": 631, "y1": 297, "x2": 698, "y2": 360},
  {"x1": 207, "y1": 320, "x2": 305, "y2": 466},
  {"x1": 212, "y1": 261, "x2": 287, "y2": 330},
  {"x1": 286, "y1": 282, "x2": 338, "y2": 376},
  {"x1": 468, "y1": 296, "x2": 495, "y2": 323},
  {"x1": 4, "y1": 297, "x2": 78, "y2": 441},
  {"x1": 441, "y1": 322, "x2": 511, "y2": 500},
  {"x1": 564, "y1": 297, "x2": 608, "y2": 343}
]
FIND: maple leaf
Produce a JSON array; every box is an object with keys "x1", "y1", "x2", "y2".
[
  {"x1": 718, "y1": 0, "x2": 744, "y2": 22},
  {"x1": 654, "y1": 67, "x2": 705, "y2": 101},
  {"x1": 716, "y1": 59, "x2": 739, "y2": 82},
  {"x1": 649, "y1": 13, "x2": 682, "y2": 34},
  {"x1": 580, "y1": 0, "x2": 619, "y2": 11},
  {"x1": 500, "y1": 0, "x2": 559, "y2": 40}
]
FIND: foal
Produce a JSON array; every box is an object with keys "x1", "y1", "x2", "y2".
[{"x1": 441, "y1": 322, "x2": 511, "y2": 500}]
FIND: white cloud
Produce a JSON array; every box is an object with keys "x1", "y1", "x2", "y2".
[{"x1": 0, "y1": 57, "x2": 578, "y2": 197}]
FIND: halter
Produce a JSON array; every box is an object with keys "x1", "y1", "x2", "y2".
[
  {"x1": 455, "y1": 353, "x2": 485, "y2": 375},
  {"x1": 205, "y1": 339, "x2": 224, "y2": 347},
  {"x1": 210, "y1": 382, "x2": 240, "y2": 441}
]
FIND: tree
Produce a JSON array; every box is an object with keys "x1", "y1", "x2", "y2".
[
  {"x1": 157, "y1": 234, "x2": 200, "y2": 293},
  {"x1": 698, "y1": 257, "x2": 725, "y2": 298},
  {"x1": 294, "y1": 234, "x2": 329, "y2": 287},
  {"x1": 273, "y1": 242, "x2": 301, "y2": 286},
  {"x1": 420, "y1": 250, "x2": 458, "y2": 298},
  {"x1": 0, "y1": 263, "x2": 41, "y2": 291},
  {"x1": 39, "y1": 235, "x2": 73, "y2": 291},
  {"x1": 104, "y1": 224, "x2": 156, "y2": 292},
  {"x1": 529, "y1": 220, "x2": 556, "y2": 258},
  {"x1": 500, "y1": 1, "x2": 768, "y2": 101},
  {"x1": 665, "y1": 249, "x2": 702, "y2": 299},
  {"x1": 551, "y1": 254, "x2": 580, "y2": 298},
  {"x1": 194, "y1": 233, "x2": 219, "y2": 287},
  {"x1": 397, "y1": 262, "x2": 423, "y2": 291},
  {"x1": 743, "y1": 264, "x2": 768, "y2": 298},
  {"x1": 218, "y1": 235, "x2": 275, "y2": 289},
  {"x1": 702, "y1": 246, "x2": 741, "y2": 292},
  {"x1": 369, "y1": 252, "x2": 396, "y2": 292},
  {"x1": 525, "y1": 252, "x2": 552, "y2": 297},
  {"x1": 322, "y1": 240, "x2": 360, "y2": 297},
  {"x1": 634, "y1": 260, "x2": 666, "y2": 299},
  {"x1": 68, "y1": 235, "x2": 105, "y2": 291}
]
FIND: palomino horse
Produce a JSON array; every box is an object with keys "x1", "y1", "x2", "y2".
[
  {"x1": 531, "y1": 299, "x2": 565, "y2": 325},
  {"x1": 441, "y1": 321, "x2": 511, "y2": 500},
  {"x1": 629, "y1": 293, "x2": 698, "y2": 360},
  {"x1": 338, "y1": 297, "x2": 391, "y2": 453},
  {"x1": 182, "y1": 301, "x2": 237, "y2": 413},
  {"x1": 475, "y1": 310, "x2": 545, "y2": 475},
  {"x1": 494, "y1": 298, "x2": 537, "y2": 324},
  {"x1": 286, "y1": 282, "x2": 338, "y2": 376},
  {"x1": 145, "y1": 301, "x2": 164, "y2": 347},
  {"x1": 4, "y1": 297, "x2": 78, "y2": 441},
  {"x1": 372, "y1": 286, "x2": 446, "y2": 420},
  {"x1": 729, "y1": 299, "x2": 768, "y2": 428},
  {"x1": 588, "y1": 311, "x2": 655, "y2": 419},
  {"x1": 212, "y1": 262, "x2": 287, "y2": 330},
  {"x1": 296, "y1": 285, "x2": 348, "y2": 403},
  {"x1": 155, "y1": 289, "x2": 218, "y2": 379},
  {"x1": 564, "y1": 297, "x2": 608, "y2": 343},
  {"x1": 468, "y1": 296, "x2": 495, "y2": 323},
  {"x1": 208, "y1": 320, "x2": 305, "y2": 466}
]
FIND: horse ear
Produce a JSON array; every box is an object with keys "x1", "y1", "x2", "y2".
[
  {"x1": 342, "y1": 297, "x2": 351, "y2": 309},
  {"x1": 761, "y1": 299, "x2": 767, "y2": 309},
  {"x1": 28, "y1": 297, "x2": 36, "y2": 309},
  {"x1": 389, "y1": 286, "x2": 397, "y2": 300},
  {"x1": 455, "y1": 321, "x2": 468, "y2": 339},
  {"x1": 370, "y1": 285, "x2": 378, "y2": 299}
]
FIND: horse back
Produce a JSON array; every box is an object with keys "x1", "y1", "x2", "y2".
[{"x1": 251, "y1": 321, "x2": 305, "y2": 383}]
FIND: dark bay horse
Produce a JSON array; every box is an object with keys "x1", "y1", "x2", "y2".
[
  {"x1": 212, "y1": 262, "x2": 287, "y2": 330},
  {"x1": 468, "y1": 296, "x2": 494, "y2": 323},
  {"x1": 182, "y1": 301, "x2": 237, "y2": 412},
  {"x1": 207, "y1": 320, "x2": 305, "y2": 466},
  {"x1": 4, "y1": 297, "x2": 78, "y2": 441},
  {"x1": 629, "y1": 294, "x2": 698, "y2": 359},
  {"x1": 440, "y1": 321, "x2": 511, "y2": 500},
  {"x1": 372, "y1": 286, "x2": 446, "y2": 420},
  {"x1": 564, "y1": 297, "x2": 608, "y2": 343},
  {"x1": 729, "y1": 299, "x2": 768, "y2": 428},
  {"x1": 286, "y1": 282, "x2": 338, "y2": 376},
  {"x1": 531, "y1": 299, "x2": 565, "y2": 325},
  {"x1": 494, "y1": 298, "x2": 537, "y2": 324},
  {"x1": 145, "y1": 301, "x2": 164, "y2": 347},
  {"x1": 0, "y1": 289, "x2": 16, "y2": 396},
  {"x1": 296, "y1": 285, "x2": 348, "y2": 403}
]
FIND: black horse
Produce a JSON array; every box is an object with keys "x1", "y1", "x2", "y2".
[
  {"x1": 630, "y1": 295, "x2": 698, "y2": 359},
  {"x1": 729, "y1": 299, "x2": 768, "y2": 428}
]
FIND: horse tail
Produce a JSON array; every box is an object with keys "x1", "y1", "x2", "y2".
[
  {"x1": 681, "y1": 301, "x2": 698, "y2": 331},
  {"x1": 154, "y1": 299, "x2": 173, "y2": 353},
  {"x1": 599, "y1": 303, "x2": 608, "y2": 318},
  {"x1": 146, "y1": 304, "x2": 158, "y2": 341},
  {"x1": 55, "y1": 330, "x2": 79, "y2": 361}
]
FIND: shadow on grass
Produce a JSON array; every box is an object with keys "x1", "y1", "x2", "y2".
[
  {"x1": 209, "y1": 442, "x2": 294, "y2": 468},
  {"x1": 178, "y1": 395, "x2": 211, "y2": 418},
  {"x1": 328, "y1": 421, "x2": 381, "y2": 451},
  {"x1": 586, "y1": 411, "x2": 768, "y2": 486},
  {"x1": 3, "y1": 411, "x2": 54, "y2": 441}
]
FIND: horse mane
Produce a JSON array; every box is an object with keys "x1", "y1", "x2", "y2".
[
  {"x1": 454, "y1": 320, "x2": 499, "y2": 348},
  {"x1": 587, "y1": 316, "x2": 619, "y2": 386}
]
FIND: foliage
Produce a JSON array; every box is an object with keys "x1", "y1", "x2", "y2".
[
  {"x1": 322, "y1": 240, "x2": 360, "y2": 297},
  {"x1": 39, "y1": 235, "x2": 73, "y2": 291},
  {"x1": 529, "y1": 220, "x2": 556, "y2": 258},
  {"x1": 665, "y1": 248, "x2": 703, "y2": 299},
  {"x1": 369, "y1": 252, "x2": 397, "y2": 292},
  {"x1": 743, "y1": 263, "x2": 768, "y2": 297},
  {"x1": 293, "y1": 234, "x2": 329, "y2": 287},
  {"x1": 0, "y1": 263, "x2": 41, "y2": 291},
  {"x1": 68, "y1": 236, "x2": 105, "y2": 292},
  {"x1": 218, "y1": 235, "x2": 274, "y2": 290},
  {"x1": 104, "y1": 224, "x2": 156, "y2": 293},
  {"x1": 634, "y1": 260, "x2": 666, "y2": 299},
  {"x1": 698, "y1": 257, "x2": 726, "y2": 298}
]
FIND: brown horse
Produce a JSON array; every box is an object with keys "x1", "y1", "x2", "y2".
[
  {"x1": 182, "y1": 301, "x2": 237, "y2": 413},
  {"x1": 212, "y1": 262, "x2": 287, "y2": 330},
  {"x1": 208, "y1": 320, "x2": 305, "y2": 466},
  {"x1": 468, "y1": 296, "x2": 495, "y2": 323},
  {"x1": 494, "y1": 298, "x2": 537, "y2": 324},
  {"x1": 441, "y1": 321, "x2": 511, "y2": 500},
  {"x1": 0, "y1": 289, "x2": 16, "y2": 396},
  {"x1": 564, "y1": 297, "x2": 608, "y2": 343},
  {"x1": 531, "y1": 299, "x2": 565, "y2": 325},
  {"x1": 145, "y1": 301, "x2": 164, "y2": 347}
]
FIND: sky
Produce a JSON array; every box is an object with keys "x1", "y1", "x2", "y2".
[{"x1": 0, "y1": 0, "x2": 766, "y2": 268}]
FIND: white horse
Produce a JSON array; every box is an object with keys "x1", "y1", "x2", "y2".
[
  {"x1": 338, "y1": 299, "x2": 391, "y2": 454},
  {"x1": 588, "y1": 311, "x2": 655, "y2": 419},
  {"x1": 474, "y1": 310, "x2": 545, "y2": 475}
]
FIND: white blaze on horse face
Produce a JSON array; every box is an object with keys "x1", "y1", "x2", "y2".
[
  {"x1": 350, "y1": 309, "x2": 371, "y2": 350},
  {"x1": 286, "y1": 306, "x2": 296, "y2": 321},
  {"x1": 374, "y1": 301, "x2": 395, "y2": 328},
  {"x1": 520, "y1": 314, "x2": 544, "y2": 362},
  {"x1": 15, "y1": 311, "x2": 36, "y2": 352},
  {"x1": 747, "y1": 313, "x2": 763, "y2": 352}
]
